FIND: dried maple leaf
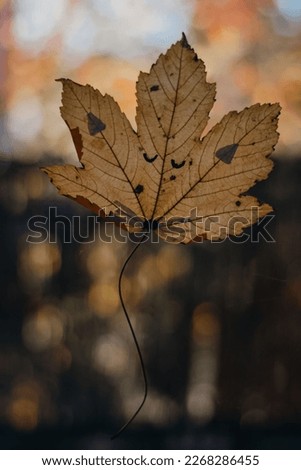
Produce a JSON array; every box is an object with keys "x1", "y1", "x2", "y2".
[{"x1": 42, "y1": 34, "x2": 280, "y2": 243}]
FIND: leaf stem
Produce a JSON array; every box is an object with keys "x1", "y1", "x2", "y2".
[{"x1": 111, "y1": 234, "x2": 148, "y2": 440}]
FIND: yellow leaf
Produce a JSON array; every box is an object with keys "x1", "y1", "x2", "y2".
[{"x1": 42, "y1": 34, "x2": 280, "y2": 244}]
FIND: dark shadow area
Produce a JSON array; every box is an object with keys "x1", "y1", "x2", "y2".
[{"x1": 0, "y1": 156, "x2": 301, "y2": 449}]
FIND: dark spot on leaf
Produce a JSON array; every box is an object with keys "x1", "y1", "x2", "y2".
[
  {"x1": 170, "y1": 175, "x2": 176, "y2": 181},
  {"x1": 150, "y1": 85, "x2": 159, "y2": 92},
  {"x1": 171, "y1": 158, "x2": 185, "y2": 169},
  {"x1": 134, "y1": 184, "x2": 144, "y2": 194},
  {"x1": 152, "y1": 219, "x2": 159, "y2": 230},
  {"x1": 87, "y1": 112, "x2": 106, "y2": 135},
  {"x1": 189, "y1": 159, "x2": 193, "y2": 166},
  {"x1": 170, "y1": 73, "x2": 174, "y2": 77},
  {"x1": 193, "y1": 53, "x2": 198, "y2": 62},
  {"x1": 215, "y1": 143, "x2": 239, "y2": 164},
  {"x1": 143, "y1": 152, "x2": 158, "y2": 163},
  {"x1": 235, "y1": 200, "x2": 241, "y2": 207},
  {"x1": 143, "y1": 219, "x2": 159, "y2": 231},
  {"x1": 180, "y1": 32, "x2": 190, "y2": 49}
]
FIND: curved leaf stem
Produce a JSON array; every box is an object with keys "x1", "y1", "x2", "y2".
[{"x1": 111, "y1": 234, "x2": 148, "y2": 440}]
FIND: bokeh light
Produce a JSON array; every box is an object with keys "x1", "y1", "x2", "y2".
[
  {"x1": 1, "y1": 0, "x2": 301, "y2": 161},
  {"x1": 276, "y1": 0, "x2": 301, "y2": 20},
  {"x1": 18, "y1": 241, "x2": 61, "y2": 285},
  {"x1": 1, "y1": 0, "x2": 301, "y2": 450},
  {"x1": 22, "y1": 304, "x2": 64, "y2": 352}
]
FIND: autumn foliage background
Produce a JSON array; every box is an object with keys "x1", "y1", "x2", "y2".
[{"x1": 1, "y1": 0, "x2": 301, "y2": 449}]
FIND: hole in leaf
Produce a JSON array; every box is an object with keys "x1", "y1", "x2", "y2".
[
  {"x1": 171, "y1": 158, "x2": 185, "y2": 169},
  {"x1": 87, "y1": 112, "x2": 106, "y2": 135},
  {"x1": 134, "y1": 184, "x2": 144, "y2": 194},
  {"x1": 215, "y1": 143, "x2": 239, "y2": 164},
  {"x1": 180, "y1": 32, "x2": 190, "y2": 49},
  {"x1": 143, "y1": 153, "x2": 158, "y2": 163}
]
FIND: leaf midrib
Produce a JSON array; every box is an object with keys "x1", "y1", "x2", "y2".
[{"x1": 150, "y1": 46, "x2": 184, "y2": 220}]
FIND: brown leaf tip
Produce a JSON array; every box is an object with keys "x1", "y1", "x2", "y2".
[{"x1": 180, "y1": 32, "x2": 190, "y2": 49}]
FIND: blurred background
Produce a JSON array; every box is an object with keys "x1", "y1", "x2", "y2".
[{"x1": 1, "y1": 0, "x2": 301, "y2": 450}]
